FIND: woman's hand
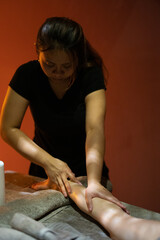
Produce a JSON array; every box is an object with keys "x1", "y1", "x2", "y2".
[
  {"x1": 33, "y1": 158, "x2": 81, "y2": 197},
  {"x1": 85, "y1": 182, "x2": 129, "y2": 214}
]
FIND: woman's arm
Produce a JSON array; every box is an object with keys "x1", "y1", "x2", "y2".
[
  {"x1": 85, "y1": 89, "x2": 106, "y2": 184},
  {"x1": 85, "y1": 89, "x2": 126, "y2": 212},
  {"x1": 0, "y1": 87, "x2": 79, "y2": 196},
  {"x1": 0, "y1": 87, "x2": 47, "y2": 166}
]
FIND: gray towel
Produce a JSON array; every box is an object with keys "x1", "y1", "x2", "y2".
[
  {"x1": 10, "y1": 213, "x2": 58, "y2": 240},
  {"x1": 10, "y1": 212, "x2": 92, "y2": 240},
  {"x1": 0, "y1": 228, "x2": 36, "y2": 240},
  {"x1": 0, "y1": 172, "x2": 70, "y2": 227}
]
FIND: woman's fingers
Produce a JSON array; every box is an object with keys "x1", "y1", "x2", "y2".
[
  {"x1": 85, "y1": 189, "x2": 93, "y2": 212},
  {"x1": 45, "y1": 159, "x2": 82, "y2": 195},
  {"x1": 61, "y1": 173, "x2": 72, "y2": 194},
  {"x1": 57, "y1": 176, "x2": 68, "y2": 197},
  {"x1": 85, "y1": 182, "x2": 129, "y2": 214},
  {"x1": 57, "y1": 172, "x2": 80, "y2": 197},
  {"x1": 41, "y1": 159, "x2": 81, "y2": 197},
  {"x1": 111, "y1": 199, "x2": 129, "y2": 214},
  {"x1": 106, "y1": 196, "x2": 126, "y2": 211},
  {"x1": 57, "y1": 173, "x2": 74, "y2": 197},
  {"x1": 99, "y1": 191, "x2": 129, "y2": 214},
  {"x1": 68, "y1": 171, "x2": 82, "y2": 185}
]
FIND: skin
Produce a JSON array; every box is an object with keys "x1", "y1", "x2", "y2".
[
  {"x1": 39, "y1": 49, "x2": 77, "y2": 99},
  {"x1": 69, "y1": 181, "x2": 160, "y2": 240},
  {"x1": 0, "y1": 48, "x2": 126, "y2": 212},
  {"x1": 32, "y1": 179, "x2": 160, "y2": 240}
]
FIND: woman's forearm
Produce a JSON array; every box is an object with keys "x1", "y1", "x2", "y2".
[
  {"x1": 1, "y1": 127, "x2": 80, "y2": 196},
  {"x1": 85, "y1": 127, "x2": 105, "y2": 184},
  {"x1": 1, "y1": 127, "x2": 53, "y2": 169},
  {"x1": 0, "y1": 88, "x2": 54, "y2": 170}
]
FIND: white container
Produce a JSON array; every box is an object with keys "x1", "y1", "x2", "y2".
[{"x1": 0, "y1": 161, "x2": 5, "y2": 206}]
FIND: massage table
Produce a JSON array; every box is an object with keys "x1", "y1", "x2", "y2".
[{"x1": 0, "y1": 172, "x2": 160, "y2": 239}]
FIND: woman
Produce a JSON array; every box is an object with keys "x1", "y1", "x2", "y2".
[{"x1": 0, "y1": 17, "x2": 126, "y2": 212}]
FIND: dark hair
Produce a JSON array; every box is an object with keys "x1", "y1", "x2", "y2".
[{"x1": 36, "y1": 17, "x2": 108, "y2": 81}]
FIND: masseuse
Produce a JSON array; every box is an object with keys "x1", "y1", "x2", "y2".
[{"x1": 0, "y1": 17, "x2": 126, "y2": 212}]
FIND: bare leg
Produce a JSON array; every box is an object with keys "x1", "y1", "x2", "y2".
[
  {"x1": 69, "y1": 181, "x2": 160, "y2": 240},
  {"x1": 31, "y1": 178, "x2": 160, "y2": 240}
]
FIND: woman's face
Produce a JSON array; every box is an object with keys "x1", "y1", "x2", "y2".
[{"x1": 39, "y1": 48, "x2": 76, "y2": 82}]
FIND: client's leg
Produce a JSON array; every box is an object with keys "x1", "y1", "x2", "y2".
[
  {"x1": 69, "y1": 181, "x2": 160, "y2": 240},
  {"x1": 31, "y1": 178, "x2": 160, "y2": 240}
]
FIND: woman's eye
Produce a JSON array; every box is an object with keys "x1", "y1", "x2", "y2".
[
  {"x1": 43, "y1": 61, "x2": 72, "y2": 70},
  {"x1": 45, "y1": 62, "x2": 55, "y2": 67},
  {"x1": 63, "y1": 65, "x2": 72, "y2": 69}
]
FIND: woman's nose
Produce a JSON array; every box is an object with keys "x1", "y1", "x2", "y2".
[{"x1": 52, "y1": 66, "x2": 64, "y2": 74}]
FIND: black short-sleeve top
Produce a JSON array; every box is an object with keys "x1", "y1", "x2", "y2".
[{"x1": 9, "y1": 60, "x2": 108, "y2": 178}]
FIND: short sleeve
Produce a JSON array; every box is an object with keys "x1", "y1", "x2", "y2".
[
  {"x1": 9, "y1": 62, "x2": 34, "y2": 100},
  {"x1": 80, "y1": 66, "x2": 106, "y2": 97}
]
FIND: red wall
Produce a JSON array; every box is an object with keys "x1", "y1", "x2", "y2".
[{"x1": 0, "y1": 0, "x2": 159, "y2": 212}]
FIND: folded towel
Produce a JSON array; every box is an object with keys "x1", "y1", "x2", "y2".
[
  {"x1": 10, "y1": 213, "x2": 58, "y2": 240},
  {"x1": 0, "y1": 227, "x2": 36, "y2": 240},
  {"x1": 0, "y1": 172, "x2": 70, "y2": 227},
  {"x1": 10, "y1": 212, "x2": 92, "y2": 240}
]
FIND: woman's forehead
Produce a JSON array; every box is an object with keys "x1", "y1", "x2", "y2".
[{"x1": 40, "y1": 49, "x2": 74, "y2": 63}]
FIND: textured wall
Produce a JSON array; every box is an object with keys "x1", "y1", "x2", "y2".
[{"x1": 0, "y1": 0, "x2": 159, "y2": 212}]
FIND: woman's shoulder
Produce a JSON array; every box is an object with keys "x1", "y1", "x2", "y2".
[
  {"x1": 80, "y1": 65, "x2": 102, "y2": 76},
  {"x1": 78, "y1": 65, "x2": 106, "y2": 97},
  {"x1": 16, "y1": 60, "x2": 40, "y2": 72},
  {"x1": 12, "y1": 60, "x2": 43, "y2": 81},
  {"x1": 79, "y1": 65, "x2": 104, "y2": 84},
  {"x1": 9, "y1": 60, "x2": 40, "y2": 100}
]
